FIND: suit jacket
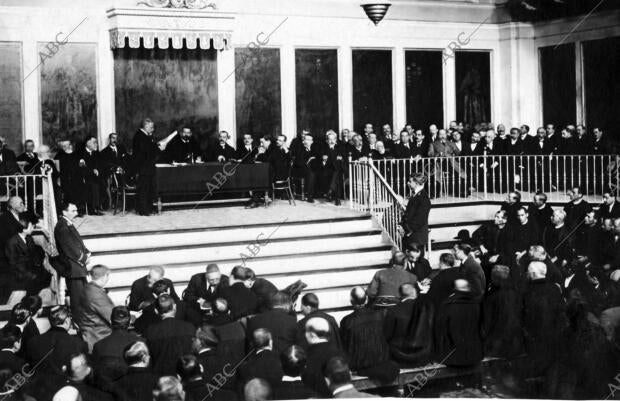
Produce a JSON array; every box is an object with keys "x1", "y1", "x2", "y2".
[
  {"x1": 53, "y1": 217, "x2": 89, "y2": 278},
  {"x1": 184, "y1": 378, "x2": 238, "y2": 401},
  {"x1": 132, "y1": 129, "x2": 160, "y2": 176},
  {"x1": 164, "y1": 135, "x2": 201, "y2": 163},
  {"x1": 246, "y1": 309, "x2": 298, "y2": 355},
  {"x1": 235, "y1": 145, "x2": 258, "y2": 162},
  {"x1": 73, "y1": 282, "x2": 115, "y2": 350},
  {"x1": 401, "y1": 189, "x2": 431, "y2": 246},
  {"x1": 183, "y1": 273, "x2": 230, "y2": 306},
  {"x1": 100, "y1": 144, "x2": 129, "y2": 174},
  {"x1": 564, "y1": 200, "x2": 592, "y2": 229},
  {"x1": 205, "y1": 142, "x2": 236, "y2": 162},
  {"x1": 78, "y1": 148, "x2": 102, "y2": 183},
  {"x1": 221, "y1": 282, "x2": 258, "y2": 320},
  {"x1": 467, "y1": 142, "x2": 484, "y2": 156},
  {"x1": 293, "y1": 145, "x2": 319, "y2": 172},
  {"x1": 394, "y1": 143, "x2": 414, "y2": 159},
  {"x1": 114, "y1": 366, "x2": 160, "y2": 401},
  {"x1": 25, "y1": 326, "x2": 89, "y2": 377},
  {"x1": 128, "y1": 275, "x2": 180, "y2": 311},
  {"x1": 301, "y1": 342, "x2": 346, "y2": 397},
  {"x1": 0, "y1": 212, "x2": 21, "y2": 267},
  {"x1": 504, "y1": 139, "x2": 524, "y2": 156},
  {"x1": 16, "y1": 152, "x2": 40, "y2": 174},
  {"x1": 319, "y1": 143, "x2": 344, "y2": 172},
  {"x1": 509, "y1": 220, "x2": 541, "y2": 254},
  {"x1": 528, "y1": 138, "x2": 554, "y2": 155},
  {"x1": 348, "y1": 145, "x2": 370, "y2": 161},
  {"x1": 265, "y1": 147, "x2": 291, "y2": 181},
  {"x1": 428, "y1": 140, "x2": 457, "y2": 157},
  {"x1": 145, "y1": 317, "x2": 195, "y2": 375},
  {"x1": 239, "y1": 349, "x2": 284, "y2": 388},
  {"x1": 0, "y1": 148, "x2": 20, "y2": 176},
  {"x1": 383, "y1": 298, "x2": 434, "y2": 365},
  {"x1": 599, "y1": 202, "x2": 620, "y2": 221},
  {"x1": 528, "y1": 203, "x2": 554, "y2": 230},
  {"x1": 0, "y1": 350, "x2": 25, "y2": 374},
  {"x1": 92, "y1": 328, "x2": 143, "y2": 381},
  {"x1": 460, "y1": 255, "x2": 486, "y2": 298},
  {"x1": 592, "y1": 137, "x2": 610, "y2": 155},
  {"x1": 5, "y1": 233, "x2": 47, "y2": 286},
  {"x1": 251, "y1": 277, "x2": 278, "y2": 312}
]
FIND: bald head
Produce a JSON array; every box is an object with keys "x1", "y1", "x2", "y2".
[
  {"x1": 454, "y1": 279, "x2": 471, "y2": 292},
  {"x1": 527, "y1": 261, "x2": 547, "y2": 280},
  {"x1": 8, "y1": 196, "x2": 25, "y2": 213},
  {"x1": 349, "y1": 286, "x2": 367, "y2": 307},
  {"x1": 304, "y1": 317, "x2": 330, "y2": 345}
]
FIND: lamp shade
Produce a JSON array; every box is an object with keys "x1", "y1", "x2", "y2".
[{"x1": 361, "y1": 2, "x2": 392, "y2": 25}]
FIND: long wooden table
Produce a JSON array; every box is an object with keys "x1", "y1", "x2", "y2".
[{"x1": 154, "y1": 162, "x2": 271, "y2": 213}]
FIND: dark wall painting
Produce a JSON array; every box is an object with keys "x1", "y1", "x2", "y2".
[
  {"x1": 540, "y1": 44, "x2": 576, "y2": 129},
  {"x1": 235, "y1": 47, "x2": 281, "y2": 146},
  {"x1": 40, "y1": 43, "x2": 97, "y2": 151},
  {"x1": 114, "y1": 46, "x2": 218, "y2": 152},
  {"x1": 405, "y1": 50, "x2": 444, "y2": 131},
  {"x1": 0, "y1": 43, "x2": 23, "y2": 153},
  {"x1": 295, "y1": 49, "x2": 338, "y2": 142},
  {"x1": 455, "y1": 51, "x2": 491, "y2": 128},
  {"x1": 584, "y1": 36, "x2": 620, "y2": 144},
  {"x1": 353, "y1": 49, "x2": 392, "y2": 135}
]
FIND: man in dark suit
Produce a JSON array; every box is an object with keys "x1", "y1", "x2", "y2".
[
  {"x1": 348, "y1": 133, "x2": 370, "y2": 161},
  {"x1": 384, "y1": 283, "x2": 434, "y2": 367},
  {"x1": 205, "y1": 131, "x2": 236, "y2": 162},
  {"x1": 519, "y1": 124, "x2": 536, "y2": 153},
  {"x1": 100, "y1": 133, "x2": 129, "y2": 172},
  {"x1": 55, "y1": 140, "x2": 84, "y2": 215},
  {"x1": 394, "y1": 130, "x2": 414, "y2": 159},
  {"x1": 564, "y1": 186, "x2": 592, "y2": 230},
  {"x1": 128, "y1": 266, "x2": 179, "y2": 312},
  {"x1": 135, "y1": 279, "x2": 200, "y2": 333},
  {"x1": 529, "y1": 192, "x2": 554, "y2": 230},
  {"x1": 73, "y1": 265, "x2": 115, "y2": 351},
  {"x1": 296, "y1": 293, "x2": 341, "y2": 350},
  {"x1": 319, "y1": 131, "x2": 345, "y2": 205},
  {"x1": 301, "y1": 317, "x2": 347, "y2": 398},
  {"x1": 236, "y1": 133, "x2": 258, "y2": 162},
  {"x1": 293, "y1": 133, "x2": 319, "y2": 203},
  {"x1": 426, "y1": 253, "x2": 461, "y2": 310},
  {"x1": 178, "y1": 354, "x2": 238, "y2": 401},
  {"x1": 453, "y1": 243, "x2": 486, "y2": 299},
  {"x1": 510, "y1": 206, "x2": 542, "y2": 256},
  {"x1": 0, "y1": 196, "x2": 27, "y2": 299},
  {"x1": 221, "y1": 266, "x2": 258, "y2": 320},
  {"x1": 133, "y1": 118, "x2": 164, "y2": 216},
  {"x1": 183, "y1": 264, "x2": 230, "y2": 313},
  {"x1": 60, "y1": 353, "x2": 116, "y2": 401},
  {"x1": 145, "y1": 294, "x2": 195, "y2": 375},
  {"x1": 193, "y1": 323, "x2": 240, "y2": 391},
  {"x1": 410, "y1": 130, "x2": 429, "y2": 158},
  {"x1": 599, "y1": 192, "x2": 620, "y2": 221},
  {"x1": 528, "y1": 127, "x2": 554, "y2": 155},
  {"x1": 114, "y1": 341, "x2": 160, "y2": 401},
  {"x1": 398, "y1": 173, "x2": 431, "y2": 256},
  {"x1": 434, "y1": 279, "x2": 483, "y2": 367},
  {"x1": 239, "y1": 328, "x2": 284, "y2": 388},
  {"x1": 428, "y1": 129, "x2": 458, "y2": 157},
  {"x1": 92, "y1": 306, "x2": 142, "y2": 382},
  {"x1": 0, "y1": 136, "x2": 20, "y2": 178},
  {"x1": 592, "y1": 127, "x2": 610, "y2": 155},
  {"x1": 5, "y1": 212, "x2": 50, "y2": 297},
  {"x1": 164, "y1": 127, "x2": 202, "y2": 164},
  {"x1": 324, "y1": 356, "x2": 373, "y2": 398},
  {"x1": 246, "y1": 292, "x2": 297, "y2": 355},
  {"x1": 0, "y1": 325, "x2": 25, "y2": 374},
  {"x1": 504, "y1": 127, "x2": 524, "y2": 155},
  {"x1": 467, "y1": 131, "x2": 484, "y2": 156},
  {"x1": 77, "y1": 136, "x2": 103, "y2": 215},
  {"x1": 245, "y1": 268, "x2": 278, "y2": 313},
  {"x1": 54, "y1": 202, "x2": 90, "y2": 311},
  {"x1": 16, "y1": 140, "x2": 39, "y2": 173}
]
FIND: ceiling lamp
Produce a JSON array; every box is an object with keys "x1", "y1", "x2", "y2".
[{"x1": 361, "y1": 2, "x2": 392, "y2": 25}]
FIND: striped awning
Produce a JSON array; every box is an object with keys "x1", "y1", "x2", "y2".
[{"x1": 109, "y1": 29, "x2": 231, "y2": 50}]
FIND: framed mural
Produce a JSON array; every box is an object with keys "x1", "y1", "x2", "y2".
[
  {"x1": 353, "y1": 49, "x2": 393, "y2": 135},
  {"x1": 405, "y1": 50, "x2": 444, "y2": 130},
  {"x1": 0, "y1": 43, "x2": 23, "y2": 153},
  {"x1": 455, "y1": 51, "x2": 491, "y2": 128},
  {"x1": 540, "y1": 44, "x2": 576, "y2": 129}
]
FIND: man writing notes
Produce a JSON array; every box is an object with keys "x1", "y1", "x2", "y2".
[{"x1": 398, "y1": 173, "x2": 431, "y2": 256}]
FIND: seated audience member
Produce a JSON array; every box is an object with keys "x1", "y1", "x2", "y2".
[
  {"x1": 301, "y1": 317, "x2": 346, "y2": 398},
  {"x1": 522, "y1": 261, "x2": 566, "y2": 376},
  {"x1": 605, "y1": 218, "x2": 620, "y2": 270},
  {"x1": 145, "y1": 294, "x2": 196, "y2": 375},
  {"x1": 481, "y1": 266, "x2": 524, "y2": 358},
  {"x1": 384, "y1": 283, "x2": 434, "y2": 367},
  {"x1": 511, "y1": 206, "x2": 541, "y2": 256},
  {"x1": 183, "y1": 264, "x2": 230, "y2": 312},
  {"x1": 0, "y1": 325, "x2": 25, "y2": 374},
  {"x1": 244, "y1": 268, "x2": 278, "y2": 313},
  {"x1": 517, "y1": 245, "x2": 563, "y2": 289},
  {"x1": 164, "y1": 126, "x2": 201, "y2": 164},
  {"x1": 529, "y1": 192, "x2": 554, "y2": 231},
  {"x1": 210, "y1": 298, "x2": 233, "y2": 326},
  {"x1": 473, "y1": 210, "x2": 511, "y2": 274},
  {"x1": 205, "y1": 131, "x2": 236, "y2": 162},
  {"x1": 153, "y1": 376, "x2": 186, "y2": 401},
  {"x1": 78, "y1": 136, "x2": 104, "y2": 215},
  {"x1": 100, "y1": 132, "x2": 129, "y2": 177},
  {"x1": 0, "y1": 196, "x2": 25, "y2": 267},
  {"x1": 292, "y1": 133, "x2": 318, "y2": 202},
  {"x1": 114, "y1": 341, "x2": 159, "y2": 401},
  {"x1": 348, "y1": 133, "x2": 370, "y2": 161},
  {"x1": 577, "y1": 210, "x2": 604, "y2": 264},
  {"x1": 5, "y1": 212, "x2": 50, "y2": 296},
  {"x1": 367, "y1": 251, "x2": 417, "y2": 306},
  {"x1": 274, "y1": 346, "x2": 316, "y2": 400},
  {"x1": 453, "y1": 243, "x2": 486, "y2": 298},
  {"x1": 340, "y1": 287, "x2": 399, "y2": 382},
  {"x1": 211, "y1": 305, "x2": 247, "y2": 366},
  {"x1": 192, "y1": 323, "x2": 237, "y2": 390},
  {"x1": 323, "y1": 356, "x2": 373, "y2": 399},
  {"x1": 73, "y1": 264, "x2": 115, "y2": 351},
  {"x1": 393, "y1": 129, "x2": 413, "y2": 159},
  {"x1": 8, "y1": 301, "x2": 38, "y2": 358},
  {"x1": 543, "y1": 209, "x2": 574, "y2": 267},
  {"x1": 16, "y1": 139, "x2": 38, "y2": 173},
  {"x1": 236, "y1": 133, "x2": 258, "y2": 162},
  {"x1": 296, "y1": 293, "x2": 341, "y2": 350},
  {"x1": 244, "y1": 378, "x2": 272, "y2": 401},
  {"x1": 129, "y1": 266, "x2": 180, "y2": 312},
  {"x1": 318, "y1": 131, "x2": 344, "y2": 205},
  {"x1": 239, "y1": 329, "x2": 284, "y2": 388},
  {"x1": 435, "y1": 279, "x2": 483, "y2": 367},
  {"x1": 501, "y1": 191, "x2": 522, "y2": 227},
  {"x1": 247, "y1": 134, "x2": 290, "y2": 208},
  {"x1": 178, "y1": 354, "x2": 237, "y2": 401},
  {"x1": 221, "y1": 266, "x2": 258, "y2": 320},
  {"x1": 60, "y1": 353, "x2": 115, "y2": 401},
  {"x1": 246, "y1": 292, "x2": 297, "y2": 355},
  {"x1": 599, "y1": 192, "x2": 620, "y2": 220},
  {"x1": 426, "y1": 253, "x2": 461, "y2": 309},
  {"x1": 565, "y1": 187, "x2": 592, "y2": 231},
  {"x1": 92, "y1": 306, "x2": 141, "y2": 381},
  {"x1": 26, "y1": 305, "x2": 88, "y2": 386},
  {"x1": 404, "y1": 243, "x2": 432, "y2": 280},
  {"x1": 135, "y1": 279, "x2": 192, "y2": 333},
  {"x1": 0, "y1": 135, "x2": 20, "y2": 178},
  {"x1": 428, "y1": 129, "x2": 457, "y2": 157}
]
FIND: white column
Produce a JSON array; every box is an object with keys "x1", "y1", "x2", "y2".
[
  {"x1": 217, "y1": 48, "x2": 236, "y2": 145},
  {"x1": 338, "y1": 46, "x2": 353, "y2": 133},
  {"x1": 443, "y1": 55, "x2": 457, "y2": 126},
  {"x1": 280, "y1": 45, "x2": 296, "y2": 143},
  {"x1": 575, "y1": 41, "x2": 585, "y2": 125},
  {"x1": 392, "y1": 46, "x2": 406, "y2": 131},
  {"x1": 22, "y1": 39, "x2": 41, "y2": 145},
  {"x1": 98, "y1": 30, "x2": 115, "y2": 144}
]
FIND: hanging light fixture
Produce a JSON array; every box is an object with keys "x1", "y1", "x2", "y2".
[{"x1": 361, "y1": 2, "x2": 392, "y2": 25}]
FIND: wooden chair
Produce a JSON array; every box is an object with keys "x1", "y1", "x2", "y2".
[
  {"x1": 272, "y1": 162, "x2": 296, "y2": 206},
  {"x1": 290, "y1": 162, "x2": 306, "y2": 201},
  {"x1": 110, "y1": 172, "x2": 137, "y2": 215}
]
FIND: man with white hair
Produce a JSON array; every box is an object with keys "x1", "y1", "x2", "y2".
[
  {"x1": 128, "y1": 266, "x2": 179, "y2": 311},
  {"x1": 183, "y1": 264, "x2": 230, "y2": 313},
  {"x1": 522, "y1": 260, "x2": 566, "y2": 376},
  {"x1": 319, "y1": 130, "x2": 344, "y2": 205}
]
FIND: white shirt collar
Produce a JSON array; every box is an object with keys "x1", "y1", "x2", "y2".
[
  {"x1": 62, "y1": 216, "x2": 73, "y2": 226},
  {"x1": 333, "y1": 384, "x2": 355, "y2": 395}
]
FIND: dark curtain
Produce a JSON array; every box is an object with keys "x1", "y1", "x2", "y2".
[
  {"x1": 0, "y1": 43, "x2": 23, "y2": 153},
  {"x1": 455, "y1": 51, "x2": 491, "y2": 129},
  {"x1": 353, "y1": 50, "x2": 393, "y2": 134},
  {"x1": 405, "y1": 50, "x2": 444, "y2": 131},
  {"x1": 540, "y1": 44, "x2": 576, "y2": 129}
]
